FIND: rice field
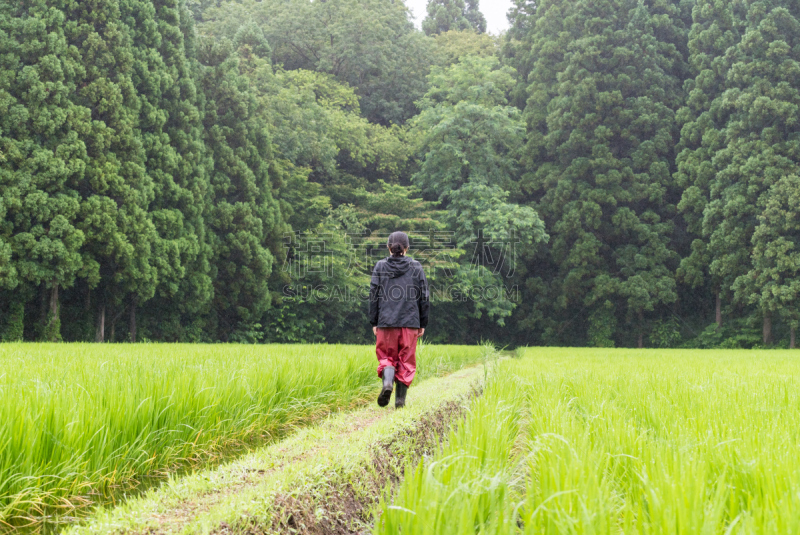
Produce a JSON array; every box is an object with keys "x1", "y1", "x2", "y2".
[
  {"x1": 376, "y1": 348, "x2": 800, "y2": 534},
  {"x1": 0, "y1": 342, "x2": 485, "y2": 526}
]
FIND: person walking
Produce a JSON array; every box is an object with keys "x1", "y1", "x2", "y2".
[{"x1": 369, "y1": 231, "x2": 429, "y2": 408}]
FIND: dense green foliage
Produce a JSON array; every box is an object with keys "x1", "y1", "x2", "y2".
[
  {"x1": 1, "y1": 0, "x2": 799, "y2": 348},
  {"x1": 378, "y1": 348, "x2": 800, "y2": 533},
  {"x1": 200, "y1": 0, "x2": 432, "y2": 125},
  {"x1": 520, "y1": 0, "x2": 690, "y2": 348},
  {"x1": 422, "y1": 0, "x2": 487, "y2": 36},
  {"x1": 506, "y1": 0, "x2": 800, "y2": 348},
  {"x1": 0, "y1": 342, "x2": 485, "y2": 525}
]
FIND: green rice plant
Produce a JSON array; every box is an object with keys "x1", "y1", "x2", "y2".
[
  {"x1": 516, "y1": 348, "x2": 800, "y2": 533},
  {"x1": 376, "y1": 348, "x2": 800, "y2": 534},
  {"x1": 374, "y1": 367, "x2": 526, "y2": 534},
  {"x1": 0, "y1": 342, "x2": 483, "y2": 527},
  {"x1": 416, "y1": 343, "x2": 488, "y2": 378}
]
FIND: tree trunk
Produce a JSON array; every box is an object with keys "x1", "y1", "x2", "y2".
[
  {"x1": 49, "y1": 281, "x2": 60, "y2": 343},
  {"x1": 50, "y1": 281, "x2": 59, "y2": 320},
  {"x1": 130, "y1": 300, "x2": 136, "y2": 343},
  {"x1": 40, "y1": 284, "x2": 48, "y2": 328},
  {"x1": 109, "y1": 305, "x2": 128, "y2": 344},
  {"x1": 96, "y1": 303, "x2": 106, "y2": 343},
  {"x1": 763, "y1": 312, "x2": 773, "y2": 346},
  {"x1": 715, "y1": 292, "x2": 722, "y2": 331},
  {"x1": 791, "y1": 327, "x2": 796, "y2": 350},
  {"x1": 637, "y1": 310, "x2": 644, "y2": 349}
]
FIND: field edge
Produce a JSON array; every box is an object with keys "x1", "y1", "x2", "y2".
[{"x1": 63, "y1": 365, "x2": 487, "y2": 535}]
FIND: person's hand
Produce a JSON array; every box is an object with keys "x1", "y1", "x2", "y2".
[
  {"x1": 418, "y1": 328, "x2": 425, "y2": 337},
  {"x1": 373, "y1": 326, "x2": 377, "y2": 336}
]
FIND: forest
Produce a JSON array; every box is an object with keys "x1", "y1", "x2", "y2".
[{"x1": 0, "y1": 0, "x2": 798, "y2": 349}]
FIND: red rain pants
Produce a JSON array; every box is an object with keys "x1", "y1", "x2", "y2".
[{"x1": 376, "y1": 327, "x2": 418, "y2": 387}]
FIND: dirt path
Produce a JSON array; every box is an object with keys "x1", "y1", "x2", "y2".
[{"x1": 66, "y1": 366, "x2": 484, "y2": 535}]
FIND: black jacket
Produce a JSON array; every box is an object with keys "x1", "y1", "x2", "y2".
[{"x1": 369, "y1": 255, "x2": 429, "y2": 328}]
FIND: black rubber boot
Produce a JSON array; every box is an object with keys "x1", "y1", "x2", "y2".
[
  {"x1": 377, "y1": 366, "x2": 395, "y2": 407},
  {"x1": 395, "y1": 381, "x2": 408, "y2": 408}
]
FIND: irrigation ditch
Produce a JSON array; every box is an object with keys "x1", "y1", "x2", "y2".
[{"x1": 229, "y1": 394, "x2": 473, "y2": 534}]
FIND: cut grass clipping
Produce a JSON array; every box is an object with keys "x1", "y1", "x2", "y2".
[
  {"x1": 0, "y1": 342, "x2": 485, "y2": 528},
  {"x1": 376, "y1": 348, "x2": 800, "y2": 534}
]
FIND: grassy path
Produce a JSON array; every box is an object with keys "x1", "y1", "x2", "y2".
[{"x1": 65, "y1": 365, "x2": 485, "y2": 535}]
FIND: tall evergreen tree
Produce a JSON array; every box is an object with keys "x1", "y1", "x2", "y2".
[
  {"x1": 63, "y1": 0, "x2": 161, "y2": 342},
  {"x1": 734, "y1": 175, "x2": 800, "y2": 348},
  {"x1": 197, "y1": 36, "x2": 285, "y2": 341},
  {"x1": 502, "y1": 0, "x2": 538, "y2": 109},
  {"x1": 464, "y1": 0, "x2": 487, "y2": 33},
  {"x1": 422, "y1": 0, "x2": 487, "y2": 36},
  {"x1": 675, "y1": 0, "x2": 746, "y2": 328},
  {"x1": 508, "y1": 0, "x2": 587, "y2": 346},
  {"x1": 0, "y1": 197, "x2": 15, "y2": 293},
  {"x1": 705, "y1": 1, "x2": 800, "y2": 344},
  {"x1": 119, "y1": 0, "x2": 214, "y2": 341},
  {"x1": 523, "y1": 0, "x2": 690, "y2": 347},
  {"x1": 0, "y1": 0, "x2": 91, "y2": 340}
]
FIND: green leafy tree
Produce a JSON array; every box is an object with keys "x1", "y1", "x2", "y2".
[
  {"x1": 422, "y1": 0, "x2": 487, "y2": 36},
  {"x1": 411, "y1": 55, "x2": 547, "y2": 329},
  {"x1": 200, "y1": 0, "x2": 434, "y2": 125},
  {"x1": 231, "y1": 48, "x2": 417, "y2": 341},
  {"x1": 255, "y1": 68, "x2": 409, "y2": 180},
  {"x1": 236, "y1": 56, "x2": 412, "y2": 223},
  {"x1": 412, "y1": 56, "x2": 544, "y2": 248},
  {"x1": 266, "y1": 205, "x2": 368, "y2": 344},
  {"x1": 433, "y1": 29, "x2": 497, "y2": 68}
]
